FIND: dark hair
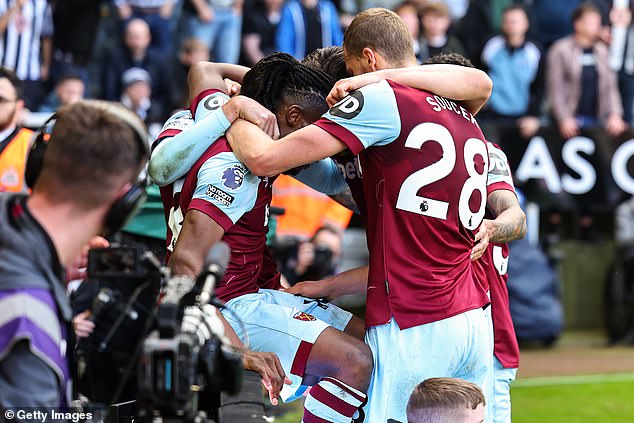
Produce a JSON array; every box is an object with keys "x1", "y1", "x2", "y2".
[
  {"x1": 0, "y1": 67, "x2": 23, "y2": 99},
  {"x1": 37, "y1": 101, "x2": 147, "y2": 210},
  {"x1": 423, "y1": 52, "x2": 475, "y2": 68},
  {"x1": 240, "y1": 52, "x2": 335, "y2": 115},
  {"x1": 407, "y1": 378, "x2": 485, "y2": 423},
  {"x1": 56, "y1": 73, "x2": 84, "y2": 87},
  {"x1": 572, "y1": 2, "x2": 601, "y2": 24},
  {"x1": 302, "y1": 46, "x2": 349, "y2": 81},
  {"x1": 344, "y1": 8, "x2": 416, "y2": 67}
]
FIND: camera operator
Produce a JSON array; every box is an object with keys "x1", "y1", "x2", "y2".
[
  {"x1": 279, "y1": 226, "x2": 342, "y2": 286},
  {"x1": 0, "y1": 100, "x2": 148, "y2": 408}
]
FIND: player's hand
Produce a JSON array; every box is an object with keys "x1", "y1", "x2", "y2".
[
  {"x1": 73, "y1": 310, "x2": 95, "y2": 338},
  {"x1": 233, "y1": 96, "x2": 280, "y2": 139},
  {"x1": 605, "y1": 114, "x2": 627, "y2": 137},
  {"x1": 558, "y1": 118, "x2": 579, "y2": 140},
  {"x1": 242, "y1": 350, "x2": 291, "y2": 406},
  {"x1": 224, "y1": 78, "x2": 241, "y2": 97},
  {"x1": 471, "y1": 221, "x2": 490, "y2": 261},
  {"x1": 284, "y1": 280, "x2": 332, "y2": 300},
  {"x1": 65, "y1": 236, "x2": 110, "y2": 283},
  {"x1": 326, "y1": 74, "x2": 383, "y2": 107}
]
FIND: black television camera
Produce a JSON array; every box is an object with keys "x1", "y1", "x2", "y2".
[{"x1": 78, "y1": 243, "x2": 243, "y2": 422}]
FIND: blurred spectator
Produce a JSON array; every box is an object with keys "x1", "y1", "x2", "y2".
[
  {"x1": 608, "y1": 0, "x2": 634, "y2": 126},
  {"x1": 530, "y1": 0, "x2": 610, "y2": 50},
  {"x1": 418, "y1": 2, "x2": 464, "y2": 62},
  {"x1": 38, "y1": 74, "x2": 85, "y2": 113},
  {"x1": 406, "y1": 378, "x2": 486, "y2": 423},
  {"x1": 547, "y1": 2, "x2": 626, "y2": 139},
  {"x1": 270, "y1": 174, "x2": 353, "y2": 240},
  {"x1": 361, "y1": 0, "x2": 402, "y2": 11},
  {"x1": 394, "y1": 2, "x2": 421, "y2": 62},
  {"x1": 457, "y1": 0, "x2": 515, "y2": 62},
  {"x1": 114, "y1": 0, "x2": 176, "y2": 53},
  {"x1": 181, "y1": 0, "x2": 243, "y2": 64},
  {"x1": 170, "y1": 37, "x2": 210, "y2": 110},
  {"x1": 120, "y1": 67, "x2": 163, "y2": 127},
  {"x1": 50, "y1": 0, "x2": 101, "y2": 89},
  {"x1": 279, "y1": 226, "x2": 343, "y2": 286},
  {"x1": 480, "y1": 4, "x2": 543, "y2": 138},
  {"x1": 102, "y1": 18, "x2": 169, "y2": 118},
  {"x1": 276, "y1": 0, "x2": 343, "y2": 59},
  {"x1": 0, "y1": 0, "x2": 53, "y2": 110},
  {"x1": 240, "y1": 0, "x2": 283, "y2": 66},
  {"x1": 0, "y1": 67, "x2": 31, "y2": 193}
]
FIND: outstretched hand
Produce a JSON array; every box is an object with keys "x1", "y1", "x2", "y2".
[
  {"x1": 242, "y1": 350, "x2": 291, "y2": 406},
  {"x1": 284, "y1": 280, "x2": 331, "y2": 300}
]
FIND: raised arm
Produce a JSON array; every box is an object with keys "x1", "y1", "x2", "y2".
[
  {"x1": 327, "y1": 64, "x2": 493, "y2": 115},
  {"x1": 187, "y1": 61, "x2": 250, "y2": 105}
]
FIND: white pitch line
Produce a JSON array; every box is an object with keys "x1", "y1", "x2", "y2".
[{"x1": 512, "y1": 373, "x2": 634, "y2": 388}]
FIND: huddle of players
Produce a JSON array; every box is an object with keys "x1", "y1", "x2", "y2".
[{"x1": 150, "y1": 7, "x2": 526, "y2": 423}]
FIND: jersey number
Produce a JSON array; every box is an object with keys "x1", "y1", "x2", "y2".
[{"x1": 395, "y1": 122, "x2": 488, "y2": 230}]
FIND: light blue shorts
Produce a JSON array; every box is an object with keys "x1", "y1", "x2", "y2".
[
  {"x1": 492, "y1": 356, "x2": 518, "y2": 423},
  {"x1": 363, "y1": 307, "x2": 492, "y2": 423},
  {"x1": 221, "y1": 289, "x2": 353, "y2": 402}
]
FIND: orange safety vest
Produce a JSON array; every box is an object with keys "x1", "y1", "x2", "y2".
[{"x1": 0, "y1": 127, "x2": 33, "y2": 193}]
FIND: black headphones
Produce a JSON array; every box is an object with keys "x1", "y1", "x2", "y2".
[{"x1": 25, "y1": 101, "x2": 150, "y2": 235}]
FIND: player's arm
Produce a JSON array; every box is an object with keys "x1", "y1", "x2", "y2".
[
  {"x1": 484, "y1": 190, "x2": 527, "y2": 244},
  {"x1": 227, "y1": 121, "x2": 347, "y2": 176},
  {"x1": 228, "y1": 81, "x2": 400, "y2": 177},
  {"x1": 327, "y1": 64, "x2": 493, "y2": 115},
  {"x1": 285, "y1": 266, "x2": 368, "y2": 300},
  {"x1": 187, "y1": 61, "x2": 249, "y2": 105},
  {"x1": 291, "y1": 158, "x2": 359, "y2": 213},
  {"x1": 149, "y1": 96, "x2": 278, "y2": 186}
]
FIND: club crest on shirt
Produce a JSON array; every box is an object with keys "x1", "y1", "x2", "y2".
[
  {"x1": 293, "y1": 311, "x2": 316, "y2": 321},
  {"x1": 330, "y1": 90, "x2": 364, "y2": 120},
  {"x1": 222, "y1": 165, "x2": 246, "y2": 190}
]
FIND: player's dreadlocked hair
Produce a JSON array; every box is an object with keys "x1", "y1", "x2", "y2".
[
  {"x1": 423, "y1": 52, "x2": 475, "y2": 68},
  {"x1": 302, "y1": 46, "x2": 349, "y2": 81},
  {"x1": 241, "y1": 52, "x2": 335, "y2": 115}
]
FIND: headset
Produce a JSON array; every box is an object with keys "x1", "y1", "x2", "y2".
[{"x1": 25, "y1": 100, "x2": 150, "y2": 235}]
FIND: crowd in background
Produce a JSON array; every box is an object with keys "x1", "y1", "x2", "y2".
[
  {"x1": 1, "y1": 0, "x2": 634, "y2": 283},
  {"x1": 0, "y1": 0, "x2": 632, "y2": 136}
]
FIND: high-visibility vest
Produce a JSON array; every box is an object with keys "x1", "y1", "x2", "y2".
[{"x1": 0, "y1": 127, "x2": 33, "y2": 193}]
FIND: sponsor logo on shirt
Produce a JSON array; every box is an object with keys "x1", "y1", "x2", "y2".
[
  {"x1": 206, "y1": 184, "x2": 235, "y2": 206},
  {"x1": 221, "y1": 164, "x2": 246, "y2": 190},
  {"x1": 292, "y1": 311, "x2": 316, "y2": 321},
  {"x1": 488, "y1": 149, "x2": 511, "y2": 177},
  {"x1": 330, "y1": 90, "x2": 364, "y2": 120}
]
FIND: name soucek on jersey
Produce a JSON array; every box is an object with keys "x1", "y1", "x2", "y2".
[
  {"x1": 473, "y1": 142, "x2": 521, "y2": 369},
  {"x1": 314, "y1": 80, "x2": 490, "y2": 329},
  {"x1": 156, "y1": 102, "x2": 281, "y2": 302}
]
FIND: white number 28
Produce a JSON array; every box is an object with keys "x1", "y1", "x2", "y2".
[{"x1": 395, "y1": 122, "x2": 488, "y2": 230}]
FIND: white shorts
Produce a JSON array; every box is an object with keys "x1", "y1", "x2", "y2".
[
  {"x1": 363, "y1": 307, "x2": 491, "y2": 423},
  {"x1": 221, "y1": 289, "x2": 353, "y2": 402},
  {"x1": 492, "y1": 356, "x2": 518, "y2": 423}
]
